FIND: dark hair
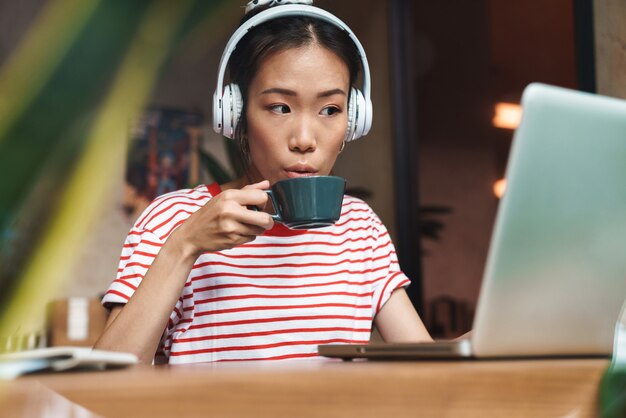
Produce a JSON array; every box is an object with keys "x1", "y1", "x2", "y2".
[{"x1": 228, "y1": 6, "x2": 361, "y2": 166}]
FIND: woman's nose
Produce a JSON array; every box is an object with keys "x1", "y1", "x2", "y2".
[{"x1": 289, "y1": 116, "x2": 317, "y2": 153}]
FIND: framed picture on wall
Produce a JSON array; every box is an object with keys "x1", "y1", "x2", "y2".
[{"x1": 124, "y1": 108, "x2": 202, "y2": 220}]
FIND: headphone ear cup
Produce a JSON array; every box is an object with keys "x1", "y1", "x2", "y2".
[
  {"x1": 212, "y1": 91, "x2": 222, "y2": 134},
  {"x1": 362, "y1": 94, "x2": 373, "y2": 137},
  {"x1": 221, "y1": 85, "x2": 233, "y2": 138},
  {"x1": 222, "y1": 84, "x2": 243, "y2": 139},
  {"x1": 348, "y1": 88, "x2": 367, "y2": 141},
  {"x1": 345, "y1": 87, "x2": 357, "y2": 141}
]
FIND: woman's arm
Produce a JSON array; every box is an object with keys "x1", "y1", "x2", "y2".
[
  {"x1": 94, "y1": 181, "x2": 274, "y2": 363},
  {"x1": 373, "y1": 288, "x2": 433, "y2": 342},
  {"x1": 93, "y1": 232, "x2": 199, "y2": 363}
]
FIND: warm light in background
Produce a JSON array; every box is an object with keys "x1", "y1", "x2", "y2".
[
  {"x1": 492, "y1": 101, "x2": 519, "y2": 198},
  {"x1": 493, "y1": 178, "x2": 507, "y2": 198},
  {"x1": 493, "y1": 102, "x2": 522, "y2": 129}
]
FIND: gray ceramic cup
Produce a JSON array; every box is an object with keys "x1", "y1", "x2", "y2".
[{"x1": 265, "y1": 176, "x2": 346, "y2": 229}]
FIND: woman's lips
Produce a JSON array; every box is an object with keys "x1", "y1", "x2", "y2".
[
  {"x1": 285, "y1": 170, "x2": 317, "y2": 178},
  {"x1": 285, "y1": 164, "x2": 318, "y2": 178}
]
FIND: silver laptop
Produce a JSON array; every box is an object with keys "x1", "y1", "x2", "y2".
[{"x1": 319, "y1": 83, "x2": 626, "y2": 359}]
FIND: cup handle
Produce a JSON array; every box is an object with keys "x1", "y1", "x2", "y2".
[{"x1": 264, "y1": 189, "x2": 282, "y2": 222}]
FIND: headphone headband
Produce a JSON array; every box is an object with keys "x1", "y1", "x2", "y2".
[{"x1": 213, "y1": 4, "x2": 372, "y2": 140}]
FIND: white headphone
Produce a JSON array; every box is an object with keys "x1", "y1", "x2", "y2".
[{"x1": 212, "y1": 4, "x2": 373, "y2": 141}]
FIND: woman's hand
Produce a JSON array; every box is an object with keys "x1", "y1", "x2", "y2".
[{"x1": 173, "y1": 180, "x2": 275, "y2": 256}]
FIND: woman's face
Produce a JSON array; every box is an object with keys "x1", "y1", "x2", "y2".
[{"x1": 245, "y1": 43, "x2": 350, "y2": 186}]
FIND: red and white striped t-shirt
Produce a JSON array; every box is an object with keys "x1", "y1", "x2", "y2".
[{"x1": 102, "y1": 183, "x2": 410, "y2": 364}]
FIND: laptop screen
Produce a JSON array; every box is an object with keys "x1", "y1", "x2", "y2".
[{"x1": 471, "y1": 83, "x2": 626, "y2": 356}]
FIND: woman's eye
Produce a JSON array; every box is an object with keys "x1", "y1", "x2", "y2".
[
  {"x1": 269, "y1": 104, "x2": 290, "y2": 114},
  {"x1": 320, "y1": 106, "x2": 341, "y2": 116}
]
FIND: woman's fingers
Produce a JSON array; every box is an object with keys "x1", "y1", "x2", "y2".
[
  {"x1": 238, "y1": 206, "x2": 274, "y2": 230},
  {"x1": 182, "y1": 180, "x2": 275, "y2": 252},
  {"x1": 221, "y1": 182, "x2": 273, "y2": 226},
  {"x1": 218, "y1": 215, "x2": 269, "y2": 246},
  {"x1": 222, "y1": 186, "x2": 268, "y2": 208},
  {"x1": 242, "y1": 180, "x2": 270, "y2": 190},
  {"x1": 243, "y1": 180, "x2": 272, "y2": 212}
]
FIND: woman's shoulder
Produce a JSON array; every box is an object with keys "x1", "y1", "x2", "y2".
[
  {"x1": 341, "y1": 195, "x2": 382, "y2": 223},
  {"x1": 342, "y1": 194, "x2": 375, "y2": 211},
  {"x1": 134, "y1": 184, "x2": 215, "y2": 231}
]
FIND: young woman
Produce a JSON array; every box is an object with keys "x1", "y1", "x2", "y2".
[{"x1": 95, "y1": 0, "x2": 432, "y2": 364}]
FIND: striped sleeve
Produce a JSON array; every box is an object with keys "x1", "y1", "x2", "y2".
[
  {"x1": 101, "y1": 186, "x2": 211, "y2": 309},
  {"x1": 102, "y1": 228, "x2": 164, "y2": 307},
  {"x1": 102, "y1": 226, "x2": 186, "y2": 349},
  {"x1": 369, "y1": 213, "x2": 411, "y2": 317}
]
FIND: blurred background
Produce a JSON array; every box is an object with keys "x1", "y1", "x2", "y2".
[{"x1": 0, "y1": 0, "x2": 623, "y2": 349}]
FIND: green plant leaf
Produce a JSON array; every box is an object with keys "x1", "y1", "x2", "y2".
[{"x1": 600, "y1": 365, "x2": 626, "y2": 418}]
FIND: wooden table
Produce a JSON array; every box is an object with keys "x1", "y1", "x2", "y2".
[{"x1": 1, "y1": 358, "x2": 610, "y2": 417}]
